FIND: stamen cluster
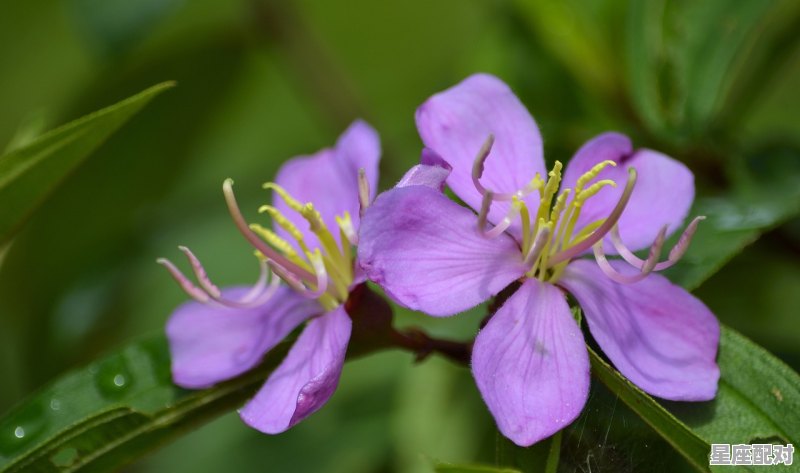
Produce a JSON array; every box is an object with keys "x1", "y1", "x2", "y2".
[
  {"x1": 159, "y1": 173, "x2": 372, "y2": 311},
  {"x1": 472, "y1": 135, "x2": 703, "y2": 284}
]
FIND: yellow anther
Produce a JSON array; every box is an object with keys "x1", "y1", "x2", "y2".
[
  {"x1": 519, "y1": 199, "x2": 531, "y2": 253},
  {"x1": 576, "y1": 160, "x2": 617, "y2": 192},
  {"x1": 549, "y1": 189, "x2": 572, "y2": 225},
  {"x1": 300, "y1": 203, "x2": 325, "y2": 233},
  {"x1": 531, "y1": 173, "x2": 545, "y2": 192},
  {"x1": 536, "y1": 161, "x2": 564, "y2": 223},
  {"x1": 335, "y1": 211, "x2": 358, "y2": 246},
  {"x1": 249, "y1": 224, "x2": 299, "y2": 258},
  {"x1": 250, "y1": 224, "x2": 313, "y2": 272},
  {"x1": 258, "y1": 205, "x2": 305, "y2": 243},
  {"x1": 335, "y1": 211, "x2": 353, "y2": 232},
  {"x1": 543, "y1": 161, "x2": 563, "y2": 200},
  {"x1": 576, "y1": 179, "x2": 617, "y2": 206},
  {"x1": 263, "y1": 182, "x2": 304, "y2": 212}
]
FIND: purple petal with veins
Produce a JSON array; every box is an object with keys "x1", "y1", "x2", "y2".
[
  {"x1": 240, "y1": 306, "x2": 351, "y2": 433},
  {"x1": 358, "y1": 183, "x2": 526, "y2": 317},
  {"x1": 167, "y1": 286, "x2": 321, "y2": 389},
  {"x1": 472, "y1": 279, "x2": 590, "y2": 446},
  {"x1": 416, "y1": 73, "x2": 545, "y2": 240},
  {"x1": 273, "y1": 120, "x2": 381, "y2": 249},
  {"x1": 561, "y1": 260, "x2": 720, "y2": 400}
]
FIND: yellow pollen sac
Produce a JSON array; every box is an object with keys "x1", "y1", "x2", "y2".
[
  {"x1": 576, "y1": 160, "x2": 617, "y2": 192},
  {"x1": 263, "y1": 182, "x2": 304, "y2": 212},
  {"x1": 249, "y1": 224, "x2": 311, "y2": 271},
  {"x1": 575, "y1": 179, "x2": 617, "y2": 206},
  {"x1": 335, "y1": 212, "x2": 357, "y2": 243},
  {"x1": 249, "y1": 224, "x2": 297, "y2": 257},
  {"x1": 258, "y1": 205, "x2": 307, "y2": 247},
  {"x1": 253, "y1": 184, "x2": 357, "y2": 306},
  {"x1": 549, "y1": 189, "x2": 571, "y2": 224},
  {"x1": 518, "y1": 159, "x2": 627, "y2": 283}
]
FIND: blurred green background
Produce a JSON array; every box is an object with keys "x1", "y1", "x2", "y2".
[{"x1": 1, "y1": 0, "x2": 799, "y2": 471}]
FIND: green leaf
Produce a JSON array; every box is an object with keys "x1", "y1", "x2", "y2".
[
  {"x1": 665, "y1": 147, "x2": 800, "y2": 290},
  {"x1": 0, "y1": 335, "x2": 287, "y2": 472},
  {"x1": 670, "y1": 327, "x2": 800, "y2": 450},
  {"x1": 0, "y1": 82, "x2": 173, "y2": 246},
  {"x1": 588, "y1": 347, "x2": 710, "y2": 472},
  {"x1": 625, "y1": 0, "x2": 800, "y2": 139},
  {"x1": 591, "y1": 324, "x2": 800, "y2": 473}
]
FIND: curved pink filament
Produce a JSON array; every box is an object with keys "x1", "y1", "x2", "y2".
[
  {"x1": 592, "y1": 225, "x2": 666, "y2": 284},
  {"x1": 610, "y1": 216, "x2": 705, "y2": 271},
  {"x1": 546, "y1": 168, "x2": 638, "y2": 267},
  {"x1": 161, "y1": 250, "x2": 280, "y2": 309},
  {"x1": 476, "y1": 191, "x2": 493, "y2": 232},
  {"x1": 484, "y1": 203, "x2": 518, "y2": 239},
  {"x1": 523, "y1": 225, "x2": 552, "y2": 266},
  {"x1": 157, "y1": 258, "x2": 211, "y2": 303},
  {"x1": 267, "y1": 259, "x2": 328, "y2": 300},
  {"x1": 179, "y1": 246, "x2": 221, "y2": 298},
  {"x1": 471, "y1": 135, "x2": 520, "y2": 202},
  {"x1": 223, "y1": 179, "x2": 315, "y2": 284},
  {"x1": 358, "y1": 168, "x2": 371, "y2": 217}
]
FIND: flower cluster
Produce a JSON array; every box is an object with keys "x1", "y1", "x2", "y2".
[{"x1": 160, "y1": 73, "x2": 719, "y2": 445}]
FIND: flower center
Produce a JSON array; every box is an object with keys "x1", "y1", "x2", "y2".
[
  {"x1": 158, "y1": 176, "x2": 368, "y2": 311},
  {"x1": 518, "y1": 159, "x2": 624, "y2": 282},
  {"x1": 248, "y1": 181, "x2": 357, "y2": 310},
  {"x1": 471, "y1": 135, "x2": 703, "y2": 285}
]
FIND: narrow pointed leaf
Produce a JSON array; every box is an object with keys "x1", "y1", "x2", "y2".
[
  {"x1": 590, "y1": 324, "x2": 800, "y2": 473},
  {"x1": 0, "y1": 82, "x2": 174, "y2": 245}
]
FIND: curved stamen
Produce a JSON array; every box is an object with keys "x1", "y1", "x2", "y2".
[
  {"x1": 546, "y1": 167, "x2": 638, "y2": 267},
  {"x1": 358, "y1": 168, "x2": 370, "y2": 217},
  {"x1": 477, "y1": 191, "x2": 493, "y2": 231},
  {"x1": 306, "y1": 250, "x2": 329, "y2": 298},
  {"x1": 336, "y1": 212, "x2": 358, "y2": 245},
  {"x1": 158, "y1": 246, "x2": 280, "y2": 309},
  {"x1": 665, "y1": 215, "x2": 705, "y2": 266},
  {"x1": 157, "y1": 258, "x2": 211, "y2": 303},
  {"x1": 266, "y1": 255, "x2": 328, "y2": 300},
  {"x1": 523, "y1": 223, "x2": 552, "y2": 266},
  {"x1": 223, "y1": 179, "x2": 316, "y2": 285},
  {"x1": 483, "y1": 198, "x2": 521, "y2": 239},
  {"x1": 266, "y1": 260, "x2": 306, "y2": 294},
  {"x1": 610, "y1": 216, "x2": 705, "y2": 271},
  {"x1": 592, "y1": 225, "x2": 666, "y2": 284},
  {"x1": 158, "y1": 254, "x2": 279, "y2": 308},
  {"x1": 179, "y1": 246, "x2": 221, "y2": 298},
  {"x1": 471, "y1": 135, "x2": 520, "y2": 202}
]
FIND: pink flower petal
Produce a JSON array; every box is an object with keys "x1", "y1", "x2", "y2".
[
  {"x1": 273, "y1": 120, "x2": 380, "y2": 248},
  {"x1": 416, "y1": 73, "x2": 546, "y2": 240},
  {"x1": 239, "y1": 306, "x2": 351, "y2": 433},
  {"x1": 358, "y1": 184, "x2": 526, "y2": 317},
  {"x1": 167, "y1": 287, "x2": 321, "y2": 388},
  {"x1": 561, "y1": 132, "x2": 694, "y2": 252},
  {"x1": 472, "y1": 279, "x2": 590, "y2": 446},
  {"x1": 561, "y1": 259, "x2": 720, "y2": 400},
  {"x1": 396, "y1": 148, "x2": 452, "y2": 190}
]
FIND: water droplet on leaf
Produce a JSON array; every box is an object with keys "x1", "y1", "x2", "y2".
[
  {"x1": 0, "y1": 401, "x2": 47, "y2": 455},
  {"x1": 94, "y1": 354, "x2": 134, "y2": 399}
]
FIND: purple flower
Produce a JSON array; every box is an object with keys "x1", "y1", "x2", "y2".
[
  {"x1": 159, "y1": 120, "x2": 380, "y2": 433},
  {"x1": 357, "y1": 74, "x2": 720, "y2": 446}
]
